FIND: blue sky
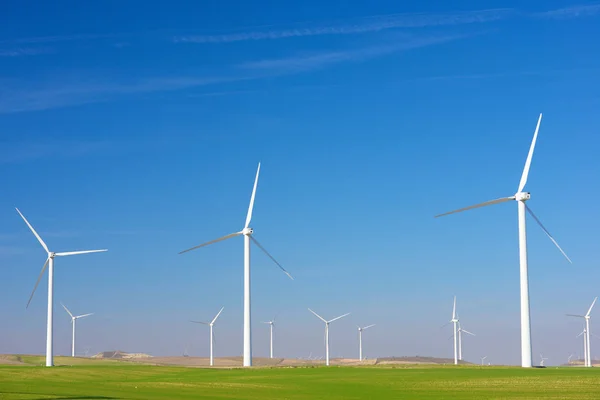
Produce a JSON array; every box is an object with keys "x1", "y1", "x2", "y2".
[{"x1": 1, "y1": 1, "x2": 600, "y2": 366}]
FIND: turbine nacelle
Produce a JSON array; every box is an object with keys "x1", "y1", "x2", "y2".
[
  {"x1": 241, "y1": 227, "x2": 253, "y2": 236},
  {"x1": 514, "y1": 192, "x2": 531, "y2": 202}
]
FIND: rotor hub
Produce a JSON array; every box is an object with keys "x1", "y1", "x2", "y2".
[
  {"x1": 242, "y1": 227, "x2": 253, "y2": 235},
  {"x1": 515, "y1": 192, "x2": 531, "y2": 202},
  {"x1": 49, "y1": 252, "x2": 56, "y2": 258}
]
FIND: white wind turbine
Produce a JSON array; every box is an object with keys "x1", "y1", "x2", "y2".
[
  {"x1": 568, "y1": 297, "x2": 597, "y2": 367},
  {"x1": 576, "y1": 329, "x2": 588, "y2": 367},
  {"x1": 61, "y1": 303, "x2": 93, "y2": 358},
  {"x1": 540, "y1": 354, "x2": 548, "y2": 367},
  {"x1": 357, "y1": 324, "x2": 375, "y2": 361},
  {"x1": 190, "y1": 307, "x2": 224, "y2": 367},
  {"x1": 481, "y1": 356, "x2": 487, "y2": 365},
  {"x1": 262, "y1": 317, "x2": 276, "y2": 359},
  {"x1": 16, "y1": 208, "x2": 107, "y2": 367},
  {"x1": 457, "y1": 321, "x2": 476, "y2": 362},
  {"x1": 435, "y1": 114, "x2": 572, "y2": 368},
  {"x1": 179, "y1": 163, "x2": 293, "y2": 367},
  {"x1": 442, "y1": 296, "x2": 459, "y2": 365},
  {"x1": 308, "y1": 308, "x2": 350, "y2": 366}
]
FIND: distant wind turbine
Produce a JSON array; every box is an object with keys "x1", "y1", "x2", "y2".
[
  {"x1": 435, "y1": 114, "x2": 572, "y2": 368},
  {"x1": 190, "y1": 307, "x2": 224, "y2": 366},
  {"x1": 61, "y1": 303, "x2": 93, "y2": 358},
  {"x1": 179, "y1": 163, "x2": 293, "y2": 367},
  {"x1": 457, "y1": 321, "x2": 475, "y2": 361},
  {"x1": 540, "y1": 354, "x2": 548, "y2": 367},
  {"x1": 481, "y1": 356, "x2": 487, "y2": 365},
  {"x1": 16, "y1": 208, "x2": 107, "y2": 367},
  {"x1": 567, "y1": 297, "x2": 597, "y2": 367},
  {"x1": 262, "y1": 317, "x2": 276, "y2": 359},
  {"x1": 308, "y1": 308, "x2": 350, "y2": 366},
  {"x1": 442, "y1": 296, "x2": 459, "y2": 365},
  {"x1": 357, "y1": 324, "x2": 375, "y2": 361},
  {"x1": 576, "y1": 329, "x2": 588, "y2": 367}
]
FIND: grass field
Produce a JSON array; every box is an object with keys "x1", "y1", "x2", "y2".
[{"x1": 1, "y1": 356, "x2": 600, "y2": 399}]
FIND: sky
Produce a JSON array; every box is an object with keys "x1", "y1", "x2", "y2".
[{"x1": 1, "y1": 0, "x2": 600, "y2": 367}]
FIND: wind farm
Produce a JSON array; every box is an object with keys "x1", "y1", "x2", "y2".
[{"x1": 2, "y1": 2, "x2": 600, "y2": 398}]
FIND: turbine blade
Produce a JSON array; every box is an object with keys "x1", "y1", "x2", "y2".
[
  {"x1": 363, "y1": 324, "x2": 375, "y2": 330},
  {"x1": 211, "y1": 307, "x2": 225, "y2": 324},
  {"x1": 250, "y1": 236, "x2": 293, "y2": 280},
  {"x1": 328, "y1": 313, "x2": 350, "y2": 323},
  {"x1": 462, "y1": 329, "x2": 476, "y2": 336},
  {"x1": 440, "y1": 321, "x2": 452, "y2": 329},
  {"x1": 517, "y1": 113, "x2": 543, "y2": 193},
  {"x1": 26, "y1": 257, "x2": 49, "y2": 309},
  {"x1": 435, "y1": 197, "x2": 515, "y2": 218},
  {"x1": 525, "y1": 205, "x2": 572, "y2": 263},
  {"x1": 566, "y1": 314, "x2": 585, "y2": 318},
  {"x1": 245, "y1": 162, "x2": 260, "y2": 229},
  {"x1": 179, "y1": 232, "x2": 241, "y2": 255},
  {"x1": 16, "y1": 208, "x2": 49, "y2": 253},
  {"x1": 308, "y1": 308, "x2": 327, "y2": 323},
  {"x1": 61, "y1": 302, "x2": 74, "y2": 318},
  {"x1": 77, "y1": 313, "x2": 93, "y2": 319},
  {"x1": 591, "y1": 332, "x2": 600, "y2": 340},
  {"x1": 586, "y1": 297, "x2": 598, "y2": 317},
  {"x1": 577, "y1": 330, "x2": 585, "y2": 338},
  {"x1": 55, "y1": 249, "x2": 107, "y2": 257},
  {"x1": 190, "y1": 320, "x2": 209, "y2": 325},
  {"x1": 452, "y1": 296, "x2": 456, "y2": 320}
]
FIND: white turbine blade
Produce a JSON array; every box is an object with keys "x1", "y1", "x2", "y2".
[
  {"x1": 328, "y1": 313, "x2": 350, "y2": 323},
  {"x1": 245, "y1": 162, "x2": 261, "y2": 229},
  {"x1": 363, "y1": 324, "x2": 375, "y2": 330},
  {"x1": 190, "y1": 320, "x2": 209, "y2": 325},
  {"x1": 577, "y1": 330, "x2": 585, "y2": 338},
  {"x1": 525, "y1": 205, "x2": 572, "y2": 263},
  {"x1": 26, "y1": 257, "x2": 50, "y2": 309},
  {"x1": 55, "y1": 249, "x2": 107, "y2": 257},
  {"x1": 16, "y1": 208, "x2": 49, "y2": 253},
  {"x1": 452, "y1": 296, "x2": 456, "y2": 320},
  {"x1": 462, "y1": 329, "x2": 476, "y2": 336},
  {"x1": 308, "y1": 308, "x2": 327, "y2": 323},
  {"x1": 211, "y1": 307, "x2": 225, "y2": 324},
  {"x1": 586, "y1": 297, "x2": 598, "y2": 317},
  {"x1": 440, "y1": 321, "x2": 452, "y2": 329},
  {"x1": 566, "y1": 314, "x2": 585, "y2": 318},
  {"x1": 61, "y1": 303, "x2": 74, "y2": 318},
  {"x1": 517, "y1": 113, "x2": 543, "y2": 193},
  {"x1": 76, "y1": 313, "x2": 93, "y2": 319},
  {"x1": 250, "y1": 236, "x2": 293, "y2": 280},
  {"x1": 591, "y1": 332, "x2": 600, "y2": 340},
  {"x1": 179, "y1": 232, "x2": 241, "y2": 254},
  {"x1": 435, "y1": 197, "x2": 514, "y2": 218}
]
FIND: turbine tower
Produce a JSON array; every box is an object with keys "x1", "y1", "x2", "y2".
[
  {"x1": 179, "y1": 163, "x2": 293, "y2": 367},
  {"x1": 457, "y1": 321, "x2": 475, "y2": 361},
  {"x1": 61, "y1": 303, "x2": 93, "y2": 357},
  {"x1": 308, "y1": 308, "x2": 350, "y2": 366},
  {"x1": 262, "y1": 317, "x2": 276, "y2": 359},
  {"x1": 435, "y1": 114, "x2": 572, "y2": 368},
  {"x1": 190, "y1": 307, "x2": 224, "y2": 367},
  {"x1": 568, "y1": 297, "x2": 597, "y2": 367},
  {"x1": 357, "y1": 324, "x2": 375, "y2": 362},
  {"x1": 442, "y1": 296, "x2": 459, "y2": 365},
  {"x1": 16, "y1": 208, "x2": 107, "y2": 367},
  {"x1": 481, "y1": 356, "x2": 487, "y2": 365},
  {"x1": 577, "y1": 329, "x2": 588, "y2": 367}
]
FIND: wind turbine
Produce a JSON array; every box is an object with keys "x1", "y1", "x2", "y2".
[
  {"x1": 61, "y1": 303, "x2": 93, "y2": 358},
  {"x1": 16, "y1": 208, "x2": 107, "y2": 367},
  {"x1": 540, "y1": 354, "x2": 548, "y2": 367},
  {"x1": 481, "y1": 356, "x2": 487, "y2": 365},
  {"x1": 262, "y1": 317, "x2": 276, "y2": 359},
  {"x1": 457, "y1": 321, "x2": 475, "y2": 361},
  {"x1": 442, "y1": 296, "x2": 459, "y2": 365},
  {"x1": 308, "y1": 308, "x2": 350, "y2": 366},
  {"x1": 567, "y1": 297, "x2": 597, "y2": 367},
  {"x1": 434, "y1": 114, "x2": 572, "y2": 368},
  {"x1": 357, "y1": 324, "x2": 375, "y2": 361},
  {"x1": 179, "y1": 163, "x2": 293, "y2": 367},
  {"x1": 577, "y1": 329, "x2": 588, "y2": 367},
  {"x1": 190, "y1": 306, "x2": 224, "y2": 367},
  {"x1": 568, "y1": 354, "x2": 574, "y2": 365}
]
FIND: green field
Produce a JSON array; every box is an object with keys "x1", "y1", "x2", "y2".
[{"x1": 1, "y1": 357, "x2": 600, "y2": 399}]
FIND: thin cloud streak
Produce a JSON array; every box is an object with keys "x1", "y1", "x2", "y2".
[
  {"x1": 174, "y1": 9, "x2": 512, "y2": 43},
  {"x1": 537, "y1": 4, "x2": 600, "y2": 18},
  {"x1": 0, "y1": 47, "x2": 53, "y2": 57},
  {"x1": 239, "y1": 34, "x2": 468, "y2": 72}
]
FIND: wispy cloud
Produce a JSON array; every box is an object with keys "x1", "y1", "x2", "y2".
[
  {"x1": 0, "y1": 75, "x2": 245, "y2": 114},
  {"x1": 537, "y1": 4, "x2": 600, "y2": 18},
  {"x1": 0, "y1": 33, "x2": 116, "y2": 45},
  {"x1": 0, "y1": 47, "x2": 53, "y2": 57},
  {"x1": 174, "y1": 9, "x2": 512, "y2": 43},
  {"x1": 0, "y1": 140, "x2": 113, "y2": 164},
  {"x1": 0, "y1": 246, "x2": 26, "y2": 256},
  {"x1": 239, "y1": 34, "x2": 468, "y2": 73}
]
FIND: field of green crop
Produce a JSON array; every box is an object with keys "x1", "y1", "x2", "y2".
[{"x1": 1, "y1": 356, "x2": 600, "y2": 399}]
